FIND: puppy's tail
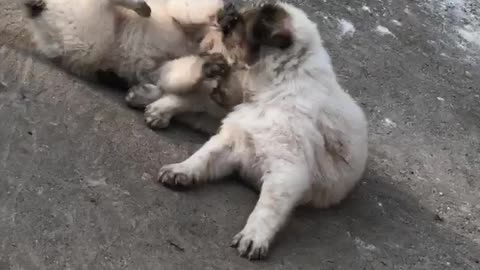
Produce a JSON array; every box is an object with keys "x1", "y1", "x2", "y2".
[{"x1": 21, "y1": 0, "x2": 47, "y2": 18}]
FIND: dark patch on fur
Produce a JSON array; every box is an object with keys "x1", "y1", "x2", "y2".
[
  {"x1": 24, "y1": 0, "x2": 46, "y2": 18},
  {"x1": 219, "y1": 3, "x2": 242, "y2": 36},
  {"x1": 219, "y1": 4, "x2": 260, "y2": 65},
  {"x1": 252, "y1": 4, "x2": 293, "y2": 49},
  {"x1": 95, "y1": 70, "x2": 130, "y2": 91},
  {"x1": 259, "y1": 3, "x2": 279, "y2": 19},
  {"x1": 219, "y1": 3, "x2": 293, "y2": 66},
  {"x1": 133, "y1": 2, "x2": 151, "y2": 17}
]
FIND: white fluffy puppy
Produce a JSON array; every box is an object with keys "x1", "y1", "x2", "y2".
[
  {"x1": 157, "y1": 2, "x2": 369, "y2": 259},
  {"x1": 20, "y1": 0, "x2": 228, "y2": 111}
]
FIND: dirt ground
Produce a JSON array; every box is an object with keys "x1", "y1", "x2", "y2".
[{"x1": 0, "y1": 0, "x2": 479, "y2": 269}]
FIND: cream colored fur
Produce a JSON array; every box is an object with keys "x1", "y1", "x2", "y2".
[
  {"x1": 143, "y1": 35, "x2": 247, "y2": 129},
  {"x1": 144, "y1": 24, "x2": 251, "y2": 130},
  {"x1": 157, "y1": 2, "x2": 369, "y2": 259},
  {"x1": 21, "y1": 0, "x2": 227, "y2": 117}
]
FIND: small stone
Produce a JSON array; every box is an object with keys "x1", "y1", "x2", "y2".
[
  {"x1": 434, "y1": 214, "x2": 444, "y2": 222},
  {"x1": 142, "y1": 173, "x2": 153, "y2": 182}
]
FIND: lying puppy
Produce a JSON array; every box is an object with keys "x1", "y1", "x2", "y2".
[
  {"x1": 156, "y1": 2, "x2": 369, "y2": 260},
  {"x1": 20, "y1": 0, "x2": 229, "y2": 114}
]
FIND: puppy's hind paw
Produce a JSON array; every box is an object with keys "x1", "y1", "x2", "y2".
[
  {"x1": 144, "y1": 105, "x2": 173, "y2": 129},
  {"x1": 201, "y1": 53, "x2": 230, "y2": 79},
  {"x1": 125, "y1": 84, "x2": 162, "y2": 109}
]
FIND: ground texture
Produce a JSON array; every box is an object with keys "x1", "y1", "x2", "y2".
[{"x1": 0, "y1": 0, "x2": 479, "y2": 269}]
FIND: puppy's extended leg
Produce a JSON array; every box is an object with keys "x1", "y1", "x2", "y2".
[
  {"x1": 232, "y1": 166, "x2": 309, "y2": 260},
  {"x1": 144, "y1": 90, "x2": 226, "y2": 129},
  {"x1": 124, "y1": 84, "x2": 163, "y2": 109},
  {"x1": 157, "y1": 127, "x2": 242, "y2": 186},
  {"x1": 125, "y1": 53, "x2": 229, "y2": 109},
  {"x1": 156, "y1": 53, "x2": 229, "y2": 95}
]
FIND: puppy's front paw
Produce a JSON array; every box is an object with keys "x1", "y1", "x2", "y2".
[
  {"x1": 145, "y1": 103, "x2": 173, "y2": 129},
  {"x1": 158, "y1": 164, "x2": 195, "y2": 187},
  {"x1": 231, "y1": 227, "x2": 270, "y2": 260},
  {"x1": 202, "y1": 53, "x2": 230, "y2": 79},
  {"x1": 125, "y1": 84, "x2": 162, "y2": 109}
]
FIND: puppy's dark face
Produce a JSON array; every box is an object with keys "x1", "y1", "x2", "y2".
[
  {"x1": 247, "y1": 3, "x2": 293, "y2": 49},
  {"x1": 219, "y1": 3, "x2": 294, "y2": 63}
]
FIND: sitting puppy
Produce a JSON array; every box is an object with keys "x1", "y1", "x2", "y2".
[
  {"x1": 156, "y1": 2, "x2": 369, "y2": 260},
  {"x1": 20, "y1": 0, "x2": 230, "y2": 113}
]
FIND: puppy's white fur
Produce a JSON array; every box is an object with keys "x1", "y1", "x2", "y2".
[{"x1": 158, "y1": 2, "x2": 368, "y2": 259}]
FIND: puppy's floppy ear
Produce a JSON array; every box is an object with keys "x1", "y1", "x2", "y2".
[{"x1": 251, "y1": 4, "x2": 293, "y2": 49}]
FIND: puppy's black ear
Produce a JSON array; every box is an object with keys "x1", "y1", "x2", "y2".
[
  {"x1": 219, "y1": 2, "x2": 241, "y2": 35},
  {"x1": 252, "y1": 4, "x2": 293, "y2": 49}
]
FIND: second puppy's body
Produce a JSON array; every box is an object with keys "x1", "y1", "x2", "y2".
[
  {"x1": 158, "y1": 2, "x2": 368, "y2": 259},
  {"x1": 21, "y1": 0, "x2": 230, "y2": 120},
  {"x1": 23, "y1": 0, "x2": 222, "y2": 80}
]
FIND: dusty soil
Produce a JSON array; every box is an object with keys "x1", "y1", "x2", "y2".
[{"x1": 0, "y1": 0, "x2": 479, "y2": 269}]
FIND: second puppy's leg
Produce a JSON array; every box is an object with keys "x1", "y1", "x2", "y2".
[
  {"x1": 125, "y1": 53, "x2": 229, "y2": 109},
  {"x1": 155, "y1": 53, "x2": 230, "y2": 95},
  {"x1": 144, "y1": 90, "x2": 226, "y2": 129},
  {"x1": 125, "y1": 84, "x2": 163, "y2": 109}
]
